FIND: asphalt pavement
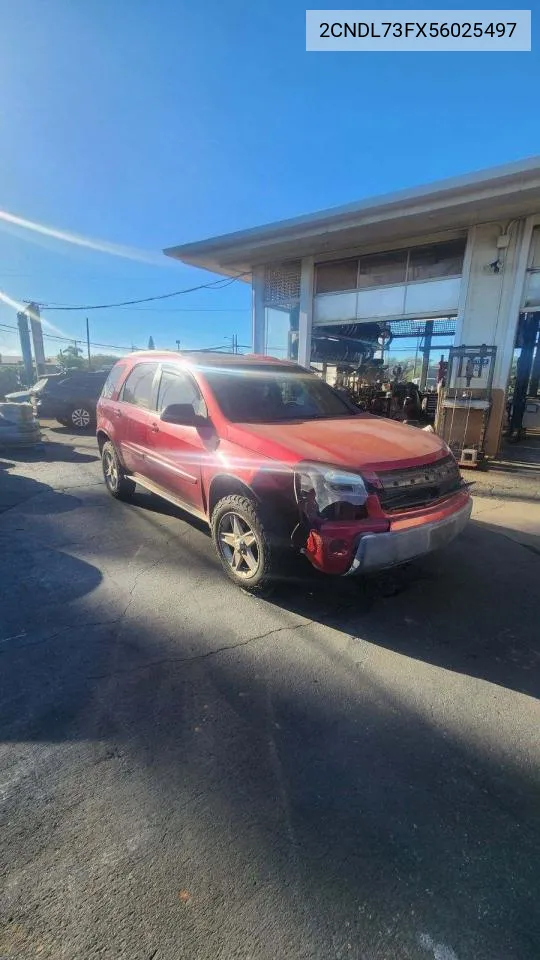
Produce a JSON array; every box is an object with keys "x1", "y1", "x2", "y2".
[{"x1": 1, "y1": 423, "x2": 539, "y2": 960}]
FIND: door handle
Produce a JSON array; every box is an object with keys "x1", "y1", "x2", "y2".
[
  {"x1": 114, "y1": 409, "x2": 122, "y2": 417},
  {"x1": 150, "y1": 422, "x2": 159, "y2": 433}
]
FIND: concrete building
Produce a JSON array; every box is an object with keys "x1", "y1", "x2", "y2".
[{"x1": 165, "y1": 157, "x2": 540, "y2": 455}]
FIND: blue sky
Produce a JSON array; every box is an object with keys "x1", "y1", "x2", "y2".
[{"x1": 1, "y1": 0, "x2": 539, "y2": 358}]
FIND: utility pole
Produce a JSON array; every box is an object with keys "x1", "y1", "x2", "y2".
[
  {"x1": 27, "y1": 303, "x2": 46, "y2": 377},
  {"x1": 17, "y1": 311, "x2": 34, "y2": 386},
  {"x1": 86, "y1": 318, "x2": 92, "y2": 369}
]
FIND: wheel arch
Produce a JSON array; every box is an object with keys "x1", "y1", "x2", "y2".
[
  {"x1": 96, "y1": 430, "x2": 110, "y2": 453},
  {"x1": 208, "y1": 473, "x2": 259, "y2": 518}
]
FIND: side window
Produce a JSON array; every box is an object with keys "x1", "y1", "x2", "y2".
[
  {"x1": 120, "y1": 363, "x2": 159, "y2": 410},
  {"x1": 101, "y1": 364, "x2": 127, "y2": 400},
  {"x1": 157, "y1": 369, "x2": 207, "y2": 417}
]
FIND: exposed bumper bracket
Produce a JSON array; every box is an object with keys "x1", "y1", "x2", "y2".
[{"x1": 345, "y1": 499, "x2": 472, "y2": 575}]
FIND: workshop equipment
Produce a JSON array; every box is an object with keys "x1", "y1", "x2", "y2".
[{"x1": 435, "y1": 344, "x2": 497, "y2": 469}]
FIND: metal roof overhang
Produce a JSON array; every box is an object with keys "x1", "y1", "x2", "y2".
[{"x1": 164, "y1": 157, "x2": 540, "y2": 281}]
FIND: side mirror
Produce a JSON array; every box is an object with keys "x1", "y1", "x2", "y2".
[{"x1": 160, "y1": 403, "x2": 200, "y2": 426}]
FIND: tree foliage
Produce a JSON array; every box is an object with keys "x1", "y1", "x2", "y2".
[{"x1": 57, "y1": 345, "x2": 85, "y2": 370}]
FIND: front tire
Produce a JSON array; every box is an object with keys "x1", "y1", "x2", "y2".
[
  {"x1": 211, "y1": 494, "x2": 280, "y2": 594},
  {"x1": 101, "y1": 441, "x2": 135, "y2": 501}
]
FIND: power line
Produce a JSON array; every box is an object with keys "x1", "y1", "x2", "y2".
[
  {"x1": 34, "y1": 274, "x2": 247, "y2": 312},
  {"x1": 0, "y1": 322, "x2": 133, "y2": 352},
  {"x1": 117, "y1": 306, "x2": 250, "y2": 313},
  {"x1": 0, "y1": 321, "x2": 247, "y2": 356}
]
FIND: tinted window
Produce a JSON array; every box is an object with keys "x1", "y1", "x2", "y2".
[
  {"x1": 120, "y1": 363, "x2": 158, "y2": 410},
  {"x1": 358, "y1": 250, "x2": 407, "y2": 288},
  {"x1": 204, "y1": 368, "x2": 354, "y2": 423},
  {"x1": 82, "y1": 375, "x2": 108, "y2": 397},
  {"x1": 157, "y1": 370, "x2": 207, "y2": 417},
  {"x1": 408, "y1": 239, "x2": 466, "y2": 281},
  {"x1": 65, "y1": 374, "x2": 107, "y2": 394},
  {"x1": 101, "y1": 363, "x2": 127, "y2": 400},
  {"x1": 315, "y1": 259, "x2": 359, "y2": 294}
]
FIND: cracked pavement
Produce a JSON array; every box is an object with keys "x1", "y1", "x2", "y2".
[{"x1": 1, "y1": 423, "x2": 540, "y2": 960}]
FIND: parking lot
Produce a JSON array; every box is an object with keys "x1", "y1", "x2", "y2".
[{"x1": 1, "y1": 422, "x2": 539, "y2": 960}]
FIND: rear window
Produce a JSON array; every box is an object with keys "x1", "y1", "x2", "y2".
[
  {"x1": 44, "y1": 373, "x2": 107, "y2": 396},
  {"x1": 101, "y1": 364, "x2": 127, "y2": 400},
  {"x1": 120, "y1": 363, "x2": 159, "y2": 410}
]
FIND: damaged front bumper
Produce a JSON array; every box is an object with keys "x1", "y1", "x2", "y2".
[
  {"x1": 344, "y1": 497, "x2": 472, "y2": 575},
  {"x1": 302, "y1": 494, "x2": 472, "y2": 576}
]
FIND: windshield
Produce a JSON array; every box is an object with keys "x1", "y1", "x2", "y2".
[{"x1": 204, "y1": 367, "x2": 357, "y2": 423}]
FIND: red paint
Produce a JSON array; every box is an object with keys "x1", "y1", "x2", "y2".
[{"x1": 97, "y1": 352, "x2": 471, "y2": 576}]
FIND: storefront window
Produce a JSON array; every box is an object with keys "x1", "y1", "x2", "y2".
[
  {"x1": 314, "y1": 239, "x2": 466, "y2": 296},
  {"x1": 315, "y1": 259, "x2": 359, "y2": 294},
  {"x1": 408, "y1": 239, "x2": 465, "y2": 282},
  {"x1": 357, "y1": 250, "x2": 408, "y2": 288}
]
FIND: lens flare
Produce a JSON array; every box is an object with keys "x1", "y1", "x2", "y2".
[
  {"x1": 0, "y1": 208, "x2": 168, "y2": 266},
  {"x1": 0, "y1": 290, "x2": 69, "y2": 338}
]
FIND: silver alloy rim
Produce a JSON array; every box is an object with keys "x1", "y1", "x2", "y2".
[
  {"x1": 72, "y1": 408, "x2": 91, "y2": 428},
  {"x1": 103, "y1": 449, "x2": 118, "y2": 491},
  {"x1": 218, "y1": 512, "x2": 260, "y2": 579}
]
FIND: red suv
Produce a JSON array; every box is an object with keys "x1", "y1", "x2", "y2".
[{"x1": 96, "y1": 352, "x2": 471, "y2": 592}]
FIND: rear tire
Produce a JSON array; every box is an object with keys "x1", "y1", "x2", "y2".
[
  {"x1": 101, "y1": 440, "x2": 135, "y2": 501},
  {"x1": 211, "y1": 494, "x2": 283, "y2": 594}
]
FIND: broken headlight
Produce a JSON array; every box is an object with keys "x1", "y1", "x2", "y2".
[{"x1": 295, "y1": 463, "x2": 369, "y2": 524}]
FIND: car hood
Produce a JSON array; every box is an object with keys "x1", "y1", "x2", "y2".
[{"x1": 227, "y1": 415, "x2": 448, "y2": 472}]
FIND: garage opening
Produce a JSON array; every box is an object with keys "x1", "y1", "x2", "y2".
[{"x1": 310, "y1": 238, "x2": 465, "y2": 425}]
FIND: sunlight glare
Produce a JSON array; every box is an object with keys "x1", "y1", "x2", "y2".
[{"x1": 0, "y1": 209, "x2": 169, "y2": 266}]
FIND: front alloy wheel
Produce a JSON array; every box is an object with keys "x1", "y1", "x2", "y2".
[
  {"x1": 71, "y1": 407, "x2": 91, "y2": 430},
  {"x1": 211, "y1": 494, "x2": 280, "y2": 593},
  {"x1": 218, "y1": 512, "x2": 260, "y2": 579}
]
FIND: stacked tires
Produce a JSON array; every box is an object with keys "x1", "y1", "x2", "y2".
[{"x1": 0, "y1": 402, "x2": 42, "y2": 448}]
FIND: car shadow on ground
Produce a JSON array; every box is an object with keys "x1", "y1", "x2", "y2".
[
  {"x1": 1, "y1": 442, "x2": 99, "y2": 465},
  {"x1": 44, "y1": 423, "x2": 95, "y2": 438},
  {"x1": 119, "y1": 488, "x2": 540, "y2": 701},
  {"x1": 266, "y1": 519, "x2": 540, "y2": 701},
  {"x1": 0, "y1": 533, "x2": 538, "y2": 960},
  {"x1": 1, "y1": 474, "x2": 539, "y2": 958},
  {"x1": 129, "y1": 487, "x2": 210, "y2": 534}
]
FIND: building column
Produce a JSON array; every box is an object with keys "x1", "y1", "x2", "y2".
[
  {"x1": 297, "y1": 257, "x2": 314, "y2": 369},
  {"x1": 251, "y1": 265, "x2": 266, "y2": 354},
  {"x1": 451, "y1": 218, "x2": 533, "y2": 455}
]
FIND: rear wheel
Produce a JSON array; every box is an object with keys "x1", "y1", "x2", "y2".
[
  {"x1": 211, "y1": 494, "x2": 281, "y2": 594},
  {"x1": 69, "y1": 405, "x2": 93, "y2": 431},
  {"x1": 101, "y1": 440, "x2": 135, "y2": 501}
]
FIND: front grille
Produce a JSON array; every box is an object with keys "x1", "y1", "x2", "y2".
[{"x1": 375, "y1": 455, "x2": 463, "y2": 512}]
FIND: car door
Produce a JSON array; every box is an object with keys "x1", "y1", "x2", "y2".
[
  {"x1": 145, "y1": 365, "x2": 207, "y2": 512},
  {"x1": 116, "y1": 362, "x2": 159, "y2": 474}
]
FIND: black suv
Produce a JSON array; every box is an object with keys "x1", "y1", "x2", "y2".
[{"x1": 32, "y1": 370, "x2": 109, "y2": 430}]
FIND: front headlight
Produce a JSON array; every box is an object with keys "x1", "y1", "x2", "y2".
[{"x1": 295, "y1": 463, "x2": 369, "y2": 523}]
